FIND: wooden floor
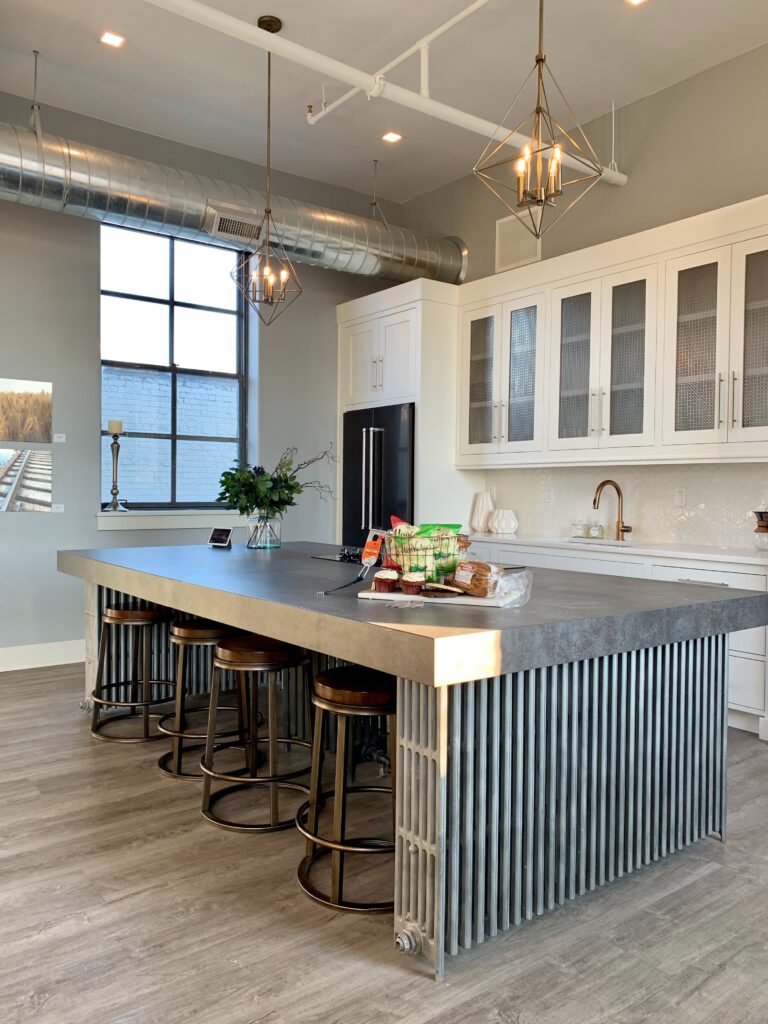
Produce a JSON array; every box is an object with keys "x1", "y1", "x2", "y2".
[{"x1": 3, "y1": 666, "x2": 768, "y2": 1024}]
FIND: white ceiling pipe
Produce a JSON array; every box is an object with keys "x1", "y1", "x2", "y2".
[
  {"x1": 308, "y1": 0, "x2": 494, "y2": 124},
  {"x1": 142, "y1": 0, "x2": 628, "y2": 187}
]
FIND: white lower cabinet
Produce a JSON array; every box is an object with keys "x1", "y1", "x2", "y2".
[{"x1": 466, "y1": 538, "x2": 768, "y2": 729}]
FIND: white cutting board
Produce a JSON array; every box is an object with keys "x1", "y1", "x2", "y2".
[{"x1": 357, "y1": 588, "x2": 519, "y2": 609}]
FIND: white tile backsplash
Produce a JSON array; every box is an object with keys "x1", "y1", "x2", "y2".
[{"x1": 483, "y1": 464, "x2": 768, "y2": 549}]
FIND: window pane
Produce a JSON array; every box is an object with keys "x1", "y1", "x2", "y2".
[
  {"x1": 101, "y1": 436, "x2": 171, "y2": 504},
  {"x1": 101, "y1": 296, "x2": 169, "y2": 365},
  {"x1": 174, "y1": 307, "x2": 237, "y2": 372},
  {"x1": 176, "y1": 440, "x2": 239, "y2": 503},
  {"x1": 102, "y1": 365, "x2": 171, "y2": 434},
  {"x1": 177, "y1": 374, "x2": 239, "y2": 437},
  {"x1": 174, "y1": 240, "x2": 237, "y2": 311},
  {"x1": 101, "y1": 226, "x2": 169, "y2": 299}
]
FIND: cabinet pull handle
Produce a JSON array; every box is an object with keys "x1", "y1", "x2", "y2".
[
  {"x1": 500, "y1": 400, "x2": 506, "y2": 442},
  {"x1": 676, "y1": 578, "x2": 729, "y2": 587},
  {"x1": 371, "y1": 357, "x2": 378, "y2": 389},
  {"x1": 600, "y1": 389, "x2": 606, "y2": 435},
  {"x1": 361, "y1": 428, "x2": 367, "y2": 529},
  {"x1": 716, "y1": 371, "x2": 724, "y2": 427},
  {"x1": 588, "y1": 391, "x2": 597, "y2": 435},
  {"x1": 492, "y1": 402, "x2": 499, "y2": 442},
  {"x1": 730, "y1": 370, "x2": 738, "y2": 428},
  {"x1": 378, "y1": 356, "x2": 384, "y2": 390}
]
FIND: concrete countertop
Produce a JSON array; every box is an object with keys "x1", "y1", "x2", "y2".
[
  {"x1": 470, "y1": 534, "x2": 768, "y2": 567},
  {"x1": 58, "y1": 542, "x2": 768, "y2": 686}
]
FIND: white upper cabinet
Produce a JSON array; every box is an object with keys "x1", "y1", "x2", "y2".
[
  {"x1": 549, "y1": 269, "x2": 657, "y2": 452},
  {"x1": 662, "y1": 247, "x2": 731, "y2": 445},
  {"x1": 728, "y1": 236, "x2": 768, "y2": 443},
  {"x1": 599, "y1": 266, "x2": 657, "y2": 449},
  {"x1": 340, "y1": 306, "x2": 417, "y2": 408},
  {"x1": 459, "y1": 295, "x2": 547, "y2": 458}
]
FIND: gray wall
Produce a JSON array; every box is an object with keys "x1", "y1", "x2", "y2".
[
  {"x1": 401, "y1": 44, "x2": 768, "y2": 278},
  {"x1": 0, "y1": 93, "x2": 383, "y2": 657}
]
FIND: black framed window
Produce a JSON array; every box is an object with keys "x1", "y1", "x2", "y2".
[{"x1": 99, "y1": 226, "x2": 248, "y2": 508}]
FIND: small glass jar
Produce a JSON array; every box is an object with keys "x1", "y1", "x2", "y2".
[
  {"x1": 571, "y1": 519, "x2": 587, "y2": 538},
  {"x1": 588, "y1": 520, "x2": 604, "y2": 540}
]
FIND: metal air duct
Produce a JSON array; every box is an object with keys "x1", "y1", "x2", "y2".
[{"x1": 0, "y1": 122, "x2": 468, "y2": 284}]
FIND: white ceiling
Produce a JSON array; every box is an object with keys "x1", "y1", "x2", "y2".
[{"x1": 1, "y1": 0, "x2": 767, "y2": 202}]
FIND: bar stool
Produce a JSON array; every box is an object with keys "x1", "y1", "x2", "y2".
[
  {"x1": 157, "y1": 619, "x2": 242, "y2": 780},
  {"x1": 90, "y1": 605, "x2": 172, "y2": 743},
  {"x1": 201, "y1": 634, "x2": 312, "y2": 832},
  {"x1": 295, "y1": 665, "x2": 397, "y2": 914}
]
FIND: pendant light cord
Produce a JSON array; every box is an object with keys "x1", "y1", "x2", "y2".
[
  {"x1": 265, "y1": 51, "x2": 271, "y2": 214},
  {"x1": 537, "y1": 0, "x2": 544, "y2": 59},
  {"x1": 29, "y1": 49, "x2": 42, "y2": 140}
]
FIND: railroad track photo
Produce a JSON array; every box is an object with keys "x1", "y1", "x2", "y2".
[{"x1": 0, "y1": 449, "x2": 52, "y2": 512}]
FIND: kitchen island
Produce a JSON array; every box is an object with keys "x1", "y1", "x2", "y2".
[{"x1": 59, "y1": 542, "x2": 768, "y2": 977}]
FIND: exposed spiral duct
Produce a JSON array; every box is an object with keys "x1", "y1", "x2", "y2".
[{"x1": 0, "y1": 122, "x2": 468, "y2": 284}]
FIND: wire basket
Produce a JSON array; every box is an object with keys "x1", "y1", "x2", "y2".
[{"x1": 383, "y1": 532, "x2": 464, "y2": 582}]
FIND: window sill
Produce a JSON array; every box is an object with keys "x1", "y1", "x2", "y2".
[{"x1": 96, "y1": 510, "x2": 245, "y2": 532}]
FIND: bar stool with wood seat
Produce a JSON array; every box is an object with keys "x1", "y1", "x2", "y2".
[
  {"x1": 157, "y1": 619, "x2": 242, "y2": 780},
  {"x1": 295, "y1": 665, "x2": 397, "y2": 913},
  {"x1": 200, "y1": 634, "x2": 312, "y2": 832},
  {"x1": 90, "y1": 605, "x2": 172, "y2": 742}
]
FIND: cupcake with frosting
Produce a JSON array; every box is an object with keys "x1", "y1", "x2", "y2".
[
  {"x1": 373, "y1": 569, "x2": 399, "y2": 593},
  {"x1": 400, "y1": 571, "x2": 425, "y2": 595}
]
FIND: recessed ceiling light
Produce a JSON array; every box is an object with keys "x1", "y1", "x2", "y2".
[
  {"x1": 100, "y1": 31, "x2": 126, "y2": 48},
  {"x1": 626, "y1": 0, "x2": 647, "y2": 5},
  {"x1": 381, "y1": 131, "x2": 403, "y2": 144}
]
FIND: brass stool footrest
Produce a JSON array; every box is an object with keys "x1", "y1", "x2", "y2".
[
  {"x1": 91, "y1": 711, "x2": 166, "y2": 743},
  {"x1": 91, "y1": 681, "x2": 175, "y2": 710},
  {"x1": 202, "y1": 779, "x2": 311, "y2": 833},
  {"x1": 200, "y1": 737, "x2": 311, "y2": 786},
  {"x1": 297, "y1": 846, "x2": 394, "y2": 914},
  {"x1": 157, "y1": 742, "x2": 250, "y2": 782},
  {"x1": 295, "y1": 787, "x2": 396, "y2": 855},
  {"x1": 156, "y1": 705, "x2": 247, "y2": 741}
]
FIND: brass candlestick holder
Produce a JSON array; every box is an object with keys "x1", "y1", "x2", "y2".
[{"x1": 106, "y1": 432, "x2": 129, "y2": 512}]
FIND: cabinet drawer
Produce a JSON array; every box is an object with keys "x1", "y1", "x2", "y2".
[
  {"x1": 729, "y1": 654, "x2": 765, "y2": 714},
  {"x1": 499, "y1": 548, "x2": 645, "y2": 579},
  {"x1": 650, "y1": 564, "x2": 767, "y2": 656}
]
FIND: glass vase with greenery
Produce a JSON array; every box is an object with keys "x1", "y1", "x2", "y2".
[{"x1": 218, "y1": 445, "x2": 335, "y2": 549}]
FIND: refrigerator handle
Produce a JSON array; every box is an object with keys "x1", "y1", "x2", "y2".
[
  {"x1": 361, "y1": 428, "x2": 367, "y2": 529},
  {"x1": 368, "y1": 428, "x2": 375, "y2": 529}
]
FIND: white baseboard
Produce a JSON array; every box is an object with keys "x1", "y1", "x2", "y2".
[
  {"x1": 0, "y1": 639, "x2": 85, "y2": 672},
  {"x1": 728, "y1": 707, "x2": 760, "y2": 735}
]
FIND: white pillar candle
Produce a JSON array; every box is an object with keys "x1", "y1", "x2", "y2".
[{"x1": 107, "y1": 419, "x2": 123, "y2": 435}]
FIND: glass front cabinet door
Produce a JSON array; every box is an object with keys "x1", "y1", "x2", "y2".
[
  {"x1": 549, "y1": 281, "x2": 602, "y2": 450},
  {"x1": 728, "y1": 236, "x2": 768, "y2": 443},
  {"x1": 598, "y1": 266, "x2": 657, "y2": 449},
  {"x1": 498, "y1": 294, "x2": 547, "y2": 454},
  {"x1": 458, "y1": 305, "x2": 501, "y2": 456},
  {"x1": 662, "y1": 247, "x2": 731, "y2": 445}
]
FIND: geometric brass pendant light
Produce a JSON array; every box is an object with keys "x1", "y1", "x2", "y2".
[
  {"x1": 232, "y1": 15, "x2": 302, "y2": 326},
  {"x1": 473, "y1": 0, "x2": 603, "y2": 240}
]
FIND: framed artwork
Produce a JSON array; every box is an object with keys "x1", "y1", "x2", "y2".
[
  {"x1": 0, "y1": 378, "x2": 53, "y2": 443},
  {"x1": 0, "y1": 449, "x2": 52, "y2": 512}
]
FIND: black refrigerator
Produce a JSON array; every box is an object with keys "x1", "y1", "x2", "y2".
[{"x1": 342, "y1": 403, "x2": 415, "y2": 548}]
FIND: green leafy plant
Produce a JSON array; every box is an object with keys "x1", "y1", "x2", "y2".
[{"x1": 218, "y1": 444, "x2": 336, "y2": 518}]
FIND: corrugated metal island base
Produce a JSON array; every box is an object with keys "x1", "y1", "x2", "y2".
[
  {"x1": 58, "y1": 543, "x2": 768, "y2": 979},
  {"x1": 395, "y1": 639, "x2": 727, "y2": 976}
]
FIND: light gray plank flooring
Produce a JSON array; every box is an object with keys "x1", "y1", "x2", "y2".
[{"x1": 2, "y1": 665, "x2": 768, "y2": 1024}]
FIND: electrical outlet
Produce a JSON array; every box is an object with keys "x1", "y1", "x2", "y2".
[
  {"x1": 52, "y1": 504, "x2": 64, "y2": 514},
  {"x1": 53, "y1": 433, "x2": 66, "y2": 443},
  {"x1": 543, "y1": 486, "x2": 554, "y2": 503},
  {"x1": 674, "y1": 488, "x2": 686, "y2": 507}
]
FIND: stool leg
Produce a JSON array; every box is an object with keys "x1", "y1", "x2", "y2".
[
  {"x1": 389, "y1": 714, "x2": 397, "y2": 839},
  {"x1": 305, "y1": 704, "x2": 326, "y2": 859},
  {"x1": 201, "y1": 665, "x2": 221, "y2": 815},
  {"x1": 142, "y1": 626, "x2": 151, "y2": 739},
  {"x1": 170, "y1": 643, "x2": 187, "y2": 776},
  {"x1": 247, "y1": 672, "x2": 259, "y2": 776},
  {"x1": 268, "y1": 672, "x2": 280, "y2": 828},
  {"x1": 236, "y1": 670, "x2": 247, "y2": 746},
  {"x1": 130, "y1": 624, "x2": 141, "y2": 712},
  {"x1": 331, "y1": 715, "x2": 350, "y2": 906},
  {"x1": 91, "y1": 622, "x2": 109, "y2": 734}
]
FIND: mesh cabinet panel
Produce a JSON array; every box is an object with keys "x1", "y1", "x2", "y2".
[
  {"x1": 468, "y1": 316, "x2": 495, "y2": 445},
  {"x1": 674, "y1": 262, "x2": 718, "y2": 432},
  {"x1": 609, "y1": 279, "x2": 646, "y2": 437},
  {"x1": 742, "y1": 249, "x2": 768, "y2": 428},
  {"x1": 507, "y1": 305, "x2": 537, "y2": 443},
  {"x1": 558, "y1": 292, "x2": 591, "y2": 439}
]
